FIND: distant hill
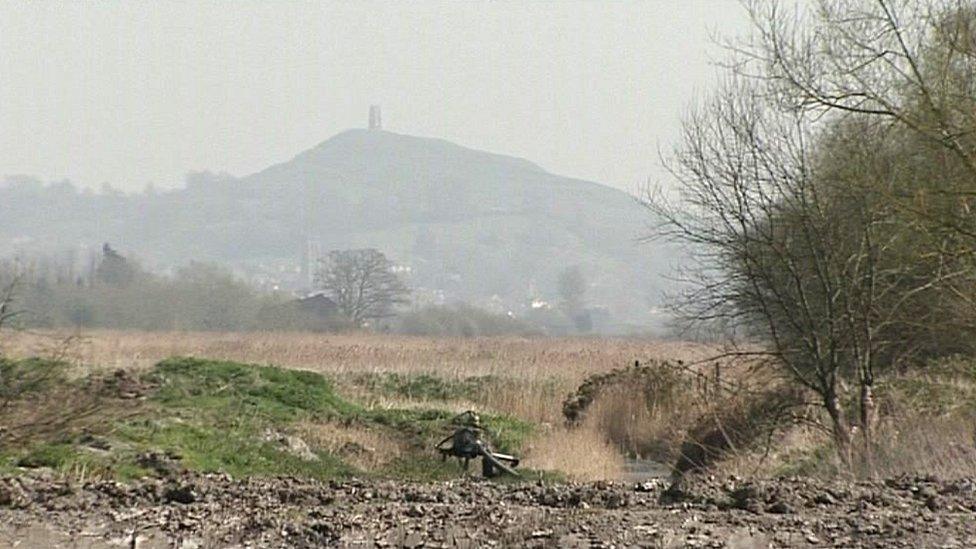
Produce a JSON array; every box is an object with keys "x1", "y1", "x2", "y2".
[{"x1": 0, "y1": 129, "x2": 677, "y2": 329}]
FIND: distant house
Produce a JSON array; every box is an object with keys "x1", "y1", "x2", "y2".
[
  {"x1": 257, "y1": 292, "x2": 343, "y2": 332},
  {"x1": 294, "y1": 293, "x2": 339, "y2": 319}
]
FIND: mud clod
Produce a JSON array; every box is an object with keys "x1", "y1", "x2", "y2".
[{"x1": 0, "y1": 473, "x2": 974, "y2": 547}]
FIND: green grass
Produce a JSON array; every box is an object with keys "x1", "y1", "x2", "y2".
[
  {"x1": 14, "y1": 442, "x2": 85, "y2": 469},
  {"x1": 482, "y1": 415, "x2": 534, "y2": 455},
  {"x1": 149, "y1": 357, "x2": 356, "y2": 422},
  {"x1": 0, "y1": 441, "x2": 148, "y2": 481},
  {"x1": 342, "y1": 371, "x2": 538, "y2": 454},
  {"x1": 349, "y1": 372, "x2": 500, "y2": 402},
  {"x1": 111, "y1": 358, "x2": 365, "y2": 479},
  {"x1": 0, "y1": 357, "x2": 68, "y2": 403},
  {"x1": 0, "y1": 357, "x2": 542, "y2": 483},
  {"x1": 114, "y1": 419, "x2": 352, "y2": 479}
]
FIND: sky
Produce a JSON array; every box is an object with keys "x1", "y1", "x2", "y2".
[{"x1": 0, "y1": 1, "x2": 751, "y2": 195}]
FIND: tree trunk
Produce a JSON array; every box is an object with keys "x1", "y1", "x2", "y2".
[
  {"x1": 858, "y1": 381, "x2": 877, "y2": 473},
  {"x1": 825, "y1": 392, "x2": 852, "y2": 468}
]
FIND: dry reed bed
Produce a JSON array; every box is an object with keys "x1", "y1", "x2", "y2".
[
  {"x1": 2, "y1": 330, "x2": 725, "y2": 480},
  {"x1": 3, "y1": 330, "x2": 717, "y2": 422},
  {"x1": 5, "y1": 330, "x2": 712, "y2": 377}
]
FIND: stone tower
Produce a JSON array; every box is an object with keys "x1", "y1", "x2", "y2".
[{"x1": 368, "y1": 105, "x2": 382, "y2": 130}]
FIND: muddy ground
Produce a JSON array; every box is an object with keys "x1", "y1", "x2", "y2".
[{"x1": 1, "y1": 473, "x2": 975, "y2": 548}]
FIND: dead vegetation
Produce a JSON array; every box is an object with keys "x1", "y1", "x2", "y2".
[
  {"x1": 560, "y1": 357, "x2": 804, "y2": 477},
  {"x1": 1, "y1": 330, "x2": 714, "y2": 424},
  {"x1": 557, "y1": 351, "x2": 976, "y2": 481},
  {"x1": 1, "y1": 331, "x2": 714, "y2": 480},
  {"x1": 3, "y1": 330, "x2": 974, "y2": 483},
  {"x1": 293, "y1": 420, "x2": 404, "y2": 471},
  {"x1": 521, "y1": 425, "x2": 624, "y2": 481}
]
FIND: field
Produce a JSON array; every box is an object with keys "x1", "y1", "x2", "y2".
[
  {"x1": 2, "y1": 330, "x2": 976, "y2": 547},
  {"x1": 0, "y1": 330, "x2": 720, "y2": 481},
  {"x1": 4, "y1": 329, "x2": 976, "y2": 481},
  {"x1": 3, "y1": 329, "x2": 714, "y2": 397}
]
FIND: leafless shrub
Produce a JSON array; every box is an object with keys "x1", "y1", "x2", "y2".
[{"x1": 0, "y1": 273, "x2": 23, "y2": 353}]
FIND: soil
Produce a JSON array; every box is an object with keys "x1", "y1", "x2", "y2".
[{"x1": 1, "y1": 473, "x2": 975, "y2": 548}]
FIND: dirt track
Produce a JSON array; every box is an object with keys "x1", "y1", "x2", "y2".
[{"x1": 1, "y1": 473, "x2": 975, "y2": 548}]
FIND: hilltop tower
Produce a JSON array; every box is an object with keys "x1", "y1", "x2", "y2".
[{"x1": 368, "y1": 105, "x2": 382, "y2": 130}]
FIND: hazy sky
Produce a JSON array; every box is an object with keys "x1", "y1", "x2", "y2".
[{"x1": 0, "y1": 1, "x2": 750, "y2": 194}]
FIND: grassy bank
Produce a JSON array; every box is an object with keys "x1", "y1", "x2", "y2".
[
  {"x1": 0, "y1": 330, "x2": 714, "y2": 423},
  {"x1": 1, "y1": 331, "x2": 715, "y2": 480},
  {"x1": 0, "y1": 357, "x2": 542, "y2": 482}
]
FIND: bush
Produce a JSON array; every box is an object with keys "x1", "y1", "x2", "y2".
[
  {"x1": 0, "y1": 357, "x2": 68, "y2": 408},
  {"x1": 563, "y1": 359, "x2": 802, "y2": 475},
  {"x1": 397, "y1": 304, "x2": 540, "y2": 337},
  {"x1": 255, "y1": 301, "x2": 354, "y2": 333}
]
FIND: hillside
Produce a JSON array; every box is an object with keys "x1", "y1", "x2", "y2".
[{"x1": 0, "y1": 129, "x2": 676, "y2": 328}]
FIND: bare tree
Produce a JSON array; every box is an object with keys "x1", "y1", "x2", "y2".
[
  {"x1": 314, "y1": 249, "x2": 410, "y2": 326},
  {"x1": 0, "y1": 274, "x2": 21, "y2": 346},
  {"x1": 644, "y1": 0, "x2": 976, "y2": 466},
  {"x1": 735, "y1": 0, "x2": 976, "y2": 240},
  {"x1": 645, "y1": 80, "x2": 949, "y2": 462}
]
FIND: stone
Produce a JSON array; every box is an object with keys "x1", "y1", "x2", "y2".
[{"x1": 163, "y1": 484, "x2": 196, "y2": 505}]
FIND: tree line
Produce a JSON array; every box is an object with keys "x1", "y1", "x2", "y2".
[
  {"x1": 0, "y1": 246, "x2": 314, "y2": 332},
  {"x1": 0, "y1": 246, "x2": 546, "y2": 337},
  {"x1": 0, "y1": 246, "x2": 414, "y2": 332},
  {"x1": 648, "y1": 0, "x2": 976, "y2": 465}
]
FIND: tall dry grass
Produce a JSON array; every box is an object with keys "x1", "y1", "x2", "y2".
[
  {"x1": 585, "y1": 382, "x2": 698, "y2": 460},
  {"x1": 716, "y1": 415, "x2": 976, "y2": 481},
  {"x1": 571, "y1": 358, "x2": 795, "y2": 475},
  {"x1": 2, "y1": 330, "x2": 720, "y2": 480},
  {"x1": 709, "y1": 364, "x2": 976, "y2": 481},
  {"x1": 856, "y1": 415, "x2": 976, "y2": 479},
  {"x1": 522, "y1": 425, "x2": 626, "y2": 480},
  {"x1": 2, "y1": 330, "x2": 715, "y2": 425},
  {"x1": 11, "y1": 330, "x2": 970, "y2": 480}
]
